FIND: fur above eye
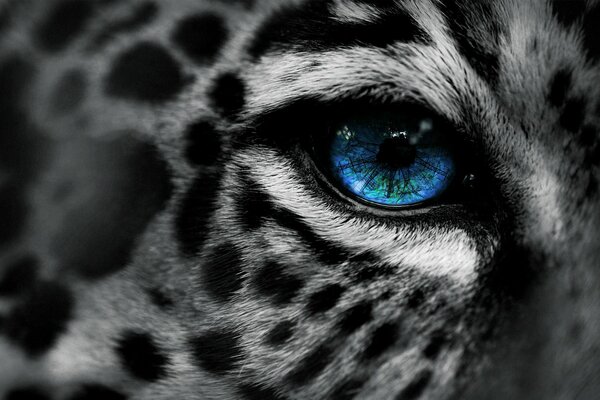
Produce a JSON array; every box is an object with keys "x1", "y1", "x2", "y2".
[{"x1": 316, "y1": 108, "x2": 460, "y2": 209}]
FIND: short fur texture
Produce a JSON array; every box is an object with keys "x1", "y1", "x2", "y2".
[{"x1": 0, "y1": 0, "x2": 599, "y2": 399}]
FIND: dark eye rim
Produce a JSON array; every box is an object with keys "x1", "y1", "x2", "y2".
[
  {"x1": 306, "y1": 150, "x2": 457, "y2": 213},
  {"x1": 306, "y1": 104, "x2": 473, "y2": 211},
  {"x1": 245, "y1": 97, "x2": 484, "y2": 214},
  {"x1": 308, "y1": 144, "x2": 466, "y2": 213}
]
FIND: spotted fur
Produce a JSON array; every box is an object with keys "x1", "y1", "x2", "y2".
[{"x1": 0, "y1": 0, "x2": 599, "y2": 399}]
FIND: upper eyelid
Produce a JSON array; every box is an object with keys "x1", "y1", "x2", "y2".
[
  {"x1": 248, "y1": 97, "x2": 434, "y2": 130},
  {"x1": 242, "y1": 97, "x2": 467, "y2": 151},
  {"x1": 244, "y1": 48, "x2": 464, "y2": 123},
  {"x1": 245, "y1": 88, "x2": 441, "y2": 126}
]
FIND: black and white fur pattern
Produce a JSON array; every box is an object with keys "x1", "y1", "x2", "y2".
[{"x1": 0, "y1": 0, "x2": 599, "y2": 399}]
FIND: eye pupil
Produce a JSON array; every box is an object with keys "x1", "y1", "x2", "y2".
[{"x1": 376, "y1": 136, "x2": 416, "y2": 168}]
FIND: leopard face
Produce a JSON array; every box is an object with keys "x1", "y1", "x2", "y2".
[{"x1": 0, "y1": 0, "x2": 599, "y2": 399}]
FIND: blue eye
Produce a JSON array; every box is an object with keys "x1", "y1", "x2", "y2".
[{"x1": 327, "y1": 110, "x2": 456, "y2": 208}]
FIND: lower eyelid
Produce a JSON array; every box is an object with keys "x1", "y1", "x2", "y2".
[{"x1": 239, "y1": 149, "x2": 484, "y2": 284}]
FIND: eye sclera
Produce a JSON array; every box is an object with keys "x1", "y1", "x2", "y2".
[{"x1": 320, "y1": 109, "x2": 458, "y2": 209}]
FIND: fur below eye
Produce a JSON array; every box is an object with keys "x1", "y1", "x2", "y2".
[{"x1": 326, "y1": 110, "x2": 457, "y2": 208}]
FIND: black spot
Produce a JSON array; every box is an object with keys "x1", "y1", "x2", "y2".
[
  {"x1": 252, "y1": 261, "x2": 303, "y2": 305},
  {"x1": 4, "y1": 281, "x2": 73, "y2": 356},
  {"x1": 354, "y1": 0, "x2": 397, "y2": 7},
  {"x1": 330, "y1": 377, "x2": 367, "y2": 400},
  {"x1": 394, "y1": 370, "x2": 432, "y2": 400},
  {"x1": 587, "y1": 143, "x2": 600, "y2": 169},
  {"x1": 0, "y1": 53, "x2": 33, "y2": 123},
  {"x1": 529, "y1": 37, "x2": 539, "y2": 53},
  {"x1": 0, "y1": 5, "x2": 10, "y2": 35},
  {"x1": 306, "y1": 284, "x2": 345, "y2": 315},
  {"x1": 238, "y1": 383, "x2": 287, "y2": 400},
  {"x1": 34, "y1": 0, "x2": 95, "y2": 52},
  {"x1": 485, "y1": 243, "x2": 539, "y2": 300},
  {"x1": 237, "y1": 174, "x2": 275, "y2": 231},
  {"x1": 174, "y1": 172, "x2": 220, "y2": 256},
  {"x1": 0, "y1": 181, "x2": 28, "y2": 248},
  {"x1": 583, "y1": 4, "x2": 600, "y2": 62},
  {"x1": 265, "y1": 320, "x2": 295, "y2": 346},
  {"x1": 87, "y1": 2, "x2": 158, "y2": 51},
  {"x1": 582, "y1": 125, "x2": 600, "y2": 167},
  {"x1": 439, "y1": 0, "x2": 502, "y2": 85},
  {"x1": 52, "y1": 136, "x2": 173, "y2": 279},
  {"x1": 362, "y1": 322, "x2": 399, "y2": 360},
  {"x1": 350, "y1": 262, "x2": 395, "y2": 283},
  {"x1": 218, "y1": 0, "x2": 255, "y2": 8},
  {"x1": 586, "y1": 177, "x2": 598, "y2": 199},
  {"x1": 338, "y1": 302, "x2": 373, "y2": 334},
  {"x1": 209, "y1": 72, "x2": 246, "y2": 119},
  {"x1": 105, "y1": 42, "x2": 188, "y2": 103},
  {"x1": 50, "y1": 69, "x2": 87, "y2": 115},
  {"x1": 568, "y1": 319, "x2": 583, "y2": 342},
  {"x1": 96, "y1": 0, "x2": 120, "y2": 6},
  {"x1": 580, "y1": 124, "x2": 596, "y2": 147},
  {"x1": 423, "y1": 332, "x2": 446, "y2": 359},
  {"x1": 548, "y1": 68, "x2": 572, "y2": 107},
  {"x1": 147, "y1": 287, "x2": 174, "y2": 309},
  {"x1": 273, "y1": 206, "x2": 350, "y2": 265},
  {"x1": 5, "y1": 387, "x2": 50, "y2": 400},
  {"x1": 286, "y1": 344, "x2": 334, "y2": 386},
  {"x1": 379, "y1": 289, "x2": 394, "y2": 301},
  {"x1": 559, "y1": 96, "x2": 586, "y2": 133},
  {"x1": 172, "y1": 13, "x2": 229, "y2": 65},
  {"x1": 0, "y1": 55, "x2": 49, "y2": 181},
  {"x1": 348, "y1": 252, "x2": 379, "y2": 264},
  {"x1": 201, "y1": 243, "x2": 244, "y2": 302},
  {"x1": 116, "y1": 330, "x2": 169, "y2": 382},
  {"x1": 406, "y1": 288, "x2": 425, "y2": 309},
  {"x1": 190, "y1": 329, "x2": 242, "y2": 374},
  {"x1": 551, "y1": 0, "x2": 586, "y2": 26},
  {"x1": 236, "y1": 175, "x2": 350, "y2": 264},
  {"x1": 249, "y1": 0, "x2": 427, "y2": 59},
  {"x1": 0, "y1": 255, "x2": 38, "y2": 297},
  {"x1": 184, "y1": 120, "x2": 221, "y2": 166},
  {"x1": 68, "y1": 384, "x2": 128, "y2": 400}
]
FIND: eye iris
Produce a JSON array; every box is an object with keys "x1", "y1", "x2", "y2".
[
  {"x1": 376, "y1": 136, "x2": 416, "y2": 168},
  {"x1": 329, "y1": 113, "x2": 456, "y2": 207}
]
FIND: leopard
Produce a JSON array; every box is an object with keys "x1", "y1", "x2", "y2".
[{"x1": 0, "y1": 0, "x2": 599, "y2": 399}]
